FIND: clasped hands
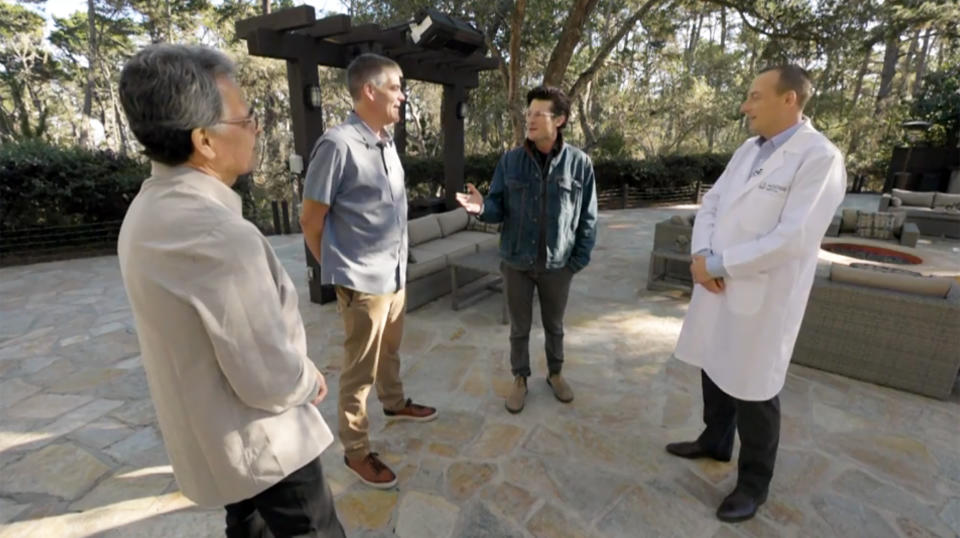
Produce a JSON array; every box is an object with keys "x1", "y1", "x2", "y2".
[{"x1": 690, "y1": 255, "x2": 725, "y2": 294}]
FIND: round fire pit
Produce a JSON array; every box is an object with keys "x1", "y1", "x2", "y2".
[{"x1": 820, "y1": 243, "x2": 923, "y2": 265}]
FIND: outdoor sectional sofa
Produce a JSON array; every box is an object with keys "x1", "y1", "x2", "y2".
[
  {"x1": 405, "y1": 208, "x2": 500, "y2": 311},
  {"x1": 879, "y1": 188, "x2": 960, "y2": 238},
  {"x1": 792, "y1": 261, "x2": 960, "y2": 400}
]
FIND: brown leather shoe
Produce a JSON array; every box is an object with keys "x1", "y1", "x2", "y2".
[
  {"x1": 384, "y1": 398, "x2": 438, "y2": 422},
  {"x1": 505, "y1": 376, "x2": 527, "y2": 414},
  {"x1": 345, "y1": 452, "x2": 397, "y2": 489},
  {"x1": 547, "y1": 373, "x2": 574, "y2": 403}
]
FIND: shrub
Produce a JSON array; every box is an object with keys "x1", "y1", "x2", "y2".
[
  {"x1": 0, "y1": 141, "x2": 148, "y2": 230},
  {"x1": 402, "y1": 151, "x2": 732, "y2": 198}
]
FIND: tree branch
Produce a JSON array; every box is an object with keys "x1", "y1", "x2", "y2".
[
  {"x1": 542, "y1": 0, "x2": 600, "y2": 87},
  {"x1": 567, "y1": 0, "x2": 661, "y2": 102}
]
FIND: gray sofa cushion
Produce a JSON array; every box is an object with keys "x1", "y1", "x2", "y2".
[
  {"x1": 467, "y1": 216, "x2": 501, "y2": 233},
  {"x1": 409, "y1": 214, "x2": 442, "y2": 246},
  {"x1": 891, "y1": 188, "x2": 935, "y2": 208},
  {"x1": 447, "y1": 230, "x2": 496, "y2": 245},
  {"x1": 437, "y1": 208, "x2": 470, "y2": 237},
  {"x1": 932, "y1": 192, "x2": 960, "y2": 210},
  {"x1": 407, "y1": 248, "x2": 447, "y2": 280},
  {"x1": 901, "y1": 207, "x2": 960, "y2": 219},
  {"x1": 416, "y1": 236, "x2": 478, "y2": 263}
]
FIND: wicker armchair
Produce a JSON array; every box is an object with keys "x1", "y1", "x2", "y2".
[{"x1": 792, "y1": 273, "x2": 960, "y2": 399}]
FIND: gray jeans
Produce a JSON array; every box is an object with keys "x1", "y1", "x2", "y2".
[{"x1": 501, "y1": 262, "x2": 575, "y2": 377}]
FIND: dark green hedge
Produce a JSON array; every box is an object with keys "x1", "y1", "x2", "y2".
[
  {"x1": 1, "y1": 142, "x2": 731, "y2": 231},
  {"x1": 0, "y1": 141, "x2": 148, "y2": 230},
  {"x1": 402, "y1": 151, "x2": 731, "y2": 197}
]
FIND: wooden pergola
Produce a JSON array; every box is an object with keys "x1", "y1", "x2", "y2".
[{"x1": 236, "y1": 5, "x2": 498, "y2": 304}]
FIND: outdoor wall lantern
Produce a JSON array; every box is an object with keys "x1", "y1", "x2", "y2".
[
  {"x1": 456, "y1": 101, "x2": 468, "y2": 120},
  {"x1": 305, "y1": 84, "x2": 323, "y2": 110}
]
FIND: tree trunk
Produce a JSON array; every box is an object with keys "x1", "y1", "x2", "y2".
[
  {"x1": 911, "y1": 27, "x2": 933, "y2": 97},
  {"x1": 874, "y1": 34, "x2": 899, "y2": 115},
  {"x1": 542, "y1": 0, "x2": 600, "y2": 87},
  {"x1": 685, "y1": 9, "x2": 703, "y2": 68},
  {"x1": 895, "y1": 30, "x2": 919, "y2": 99},
  {"x1": 165, "y1": 0, "x2": 172, "y2": 42},
  {"x1": 507, "y1": 0, "x2": 526, "y2": 146},
  {"x1": 261, "y1": 0, "x2": 270, "y2": 14},
  {"x1": 719, "y1": 7, "x2": 726, "y2": 50},
  {"x1": 80, "y1": 0, "x2": 97, "y2": 146},
  {"x1": 809, "y1": 53, "x2": 833, "y2": 119},
  {"x1": 577, "y1": 82, "x2": 596, "y2": 151},
  {"x1": 850, "y1": 48, "x2": 870, "y2": 111}
]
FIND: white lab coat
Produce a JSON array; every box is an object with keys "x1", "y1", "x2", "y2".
[{"x1": 673, "y1": 119, "x2": 846, "y2": 401}]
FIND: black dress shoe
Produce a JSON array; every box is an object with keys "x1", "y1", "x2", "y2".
[
  {"x1": 664, "y1": 441, "x2": 731, "y2": 462},
  {"x1": 716, "y1": 488, "x2": 767, "y2": 522}
]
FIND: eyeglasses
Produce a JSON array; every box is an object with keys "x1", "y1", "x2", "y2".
[
  {"x1": 523, "y1": 109, "x2": 555, "y2": 119},
  {"x1": 218, "y1": 109, "x2": 259, "y2": 131}
]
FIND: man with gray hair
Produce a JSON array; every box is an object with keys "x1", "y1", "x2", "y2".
[
  {"x1": 301, "y1": 53, "x2": 437, "y2": 489},
  {"x1": 117, "y1": 44, "x2": 345, "y2": 537}
]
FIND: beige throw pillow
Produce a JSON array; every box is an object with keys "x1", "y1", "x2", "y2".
[{"x1": 856, "y1": 212, "x2": 896, "y2": 240}]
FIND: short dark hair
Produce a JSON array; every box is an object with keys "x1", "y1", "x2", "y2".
[
  {"x1": 119, "y1": 44, "x2": 236, "y2": 166},
  {"x1": 346, "y1": 53, "x2": 401, "y2": 100},
  {"x1": 760, "y1": 65, "x2": 813, "y2": 109},
  {"x1": 526, "y1": 85, "x2": 571, "y2": 130}
]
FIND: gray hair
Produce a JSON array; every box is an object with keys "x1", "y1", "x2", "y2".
[
  {"x1": 119, "y1": 44, "x2": 236, "y2": 165},
  {"x1": 346, "y1": 53, "x2": 400, "y2": 100}
]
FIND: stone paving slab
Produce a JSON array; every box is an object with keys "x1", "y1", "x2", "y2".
[{"x1": 1, "y1": 196, "x2": 959, "y2": 537}]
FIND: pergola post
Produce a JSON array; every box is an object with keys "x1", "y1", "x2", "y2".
[
  {"x1": 441, "y1": 84, "x2": 466, "y2": 209},
  {"x1": 396, "y1": 79, "x2": 407, "y2": 155},
  {"x1": 286, "y1": 56, "x2": 335, "y2": 304}
]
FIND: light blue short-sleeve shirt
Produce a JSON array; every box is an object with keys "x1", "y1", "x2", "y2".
[{"x1": 303, "y1": 112, "x2": 408, "y2": 295}]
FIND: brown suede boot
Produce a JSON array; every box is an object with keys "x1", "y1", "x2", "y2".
[
  {"x1": 505, "y1": 376, "x2": 527, "y2": 414},
  {"x1": 547, "y1": 373, "x2": 574, "y2": 403}
]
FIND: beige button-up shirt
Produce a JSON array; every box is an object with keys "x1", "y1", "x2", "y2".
[{"x1": 118, "y1": 164, "x2": 333, "y2": 506}]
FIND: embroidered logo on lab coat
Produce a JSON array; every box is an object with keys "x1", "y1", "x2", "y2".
[{"x1": 757, "y1": 181, "x2": 788, "y2": 194}]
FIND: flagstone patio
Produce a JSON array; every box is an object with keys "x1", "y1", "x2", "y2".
[{"x1": 1, "y1": 196, "x2": 958, "y2": 537}]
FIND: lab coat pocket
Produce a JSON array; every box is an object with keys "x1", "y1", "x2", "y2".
[
  {"x1": 741, "y1": 189, "x2": 787, "y2": 233},
  {"x1": 725, "y1": 273, "x2": 768, "y2": 316}
]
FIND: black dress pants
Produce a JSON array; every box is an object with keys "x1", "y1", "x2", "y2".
[
  {"x1": 696, "y1": 370, "x2": 781, "y2": 497},
  {"x1": 224, "y1": 456, "x2": 345, "y2": 538}
]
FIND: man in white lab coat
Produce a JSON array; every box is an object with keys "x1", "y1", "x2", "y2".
[{"x1": 667, "y1": 65, "x2": 846, "y2": 522}]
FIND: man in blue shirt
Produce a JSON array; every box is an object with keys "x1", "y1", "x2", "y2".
[{"x1": 301, "y1": 54, "x2": 437, "y2": 490}]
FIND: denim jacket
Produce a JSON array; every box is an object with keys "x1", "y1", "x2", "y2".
[{"x1": 479, "y1": 140, "x2": 598, "y2": 271}]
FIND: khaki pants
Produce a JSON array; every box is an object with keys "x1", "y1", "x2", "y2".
[{"x1": 335, "y1": 286, "x2": 406, "y2": 459}]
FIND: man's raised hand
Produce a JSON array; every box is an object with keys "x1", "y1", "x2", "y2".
[{"x1": 455, "y1": 183, "x2": 484, "y2": 214}]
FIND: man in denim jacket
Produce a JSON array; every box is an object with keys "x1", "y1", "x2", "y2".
[{"x1": 457, "y1": 85, "x2": 598, "y2": 413}]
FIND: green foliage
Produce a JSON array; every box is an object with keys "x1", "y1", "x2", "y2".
[
  {"x1": 593, "y1": 152, "x2": 731, "y2": 191},
  {"x1": 400, "y1": 151, "x2": 731, "y2": 199},
  {"x1": 0, "y1": 140, "x2": 148, "y2": 229},
  {"x1": 401, "y1": 153, "x2": 502, "y2": 198},
  {"x1": 0, "y1": 0, "x2": 61, "y2": 141},
  {"x1": 911, "y1": 66, "x2": 960, "y2": 147}
]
